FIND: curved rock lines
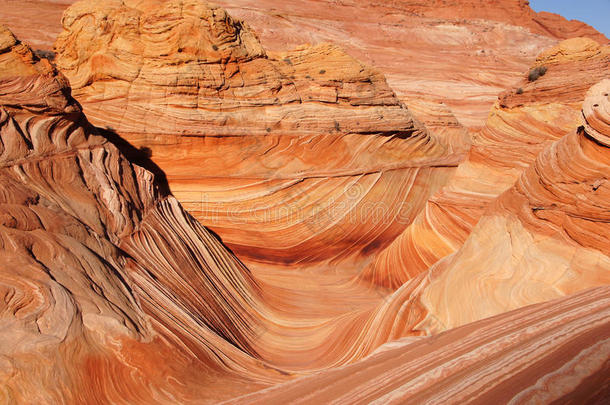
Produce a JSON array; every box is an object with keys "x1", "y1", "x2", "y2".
[
  {"x1": 364, "y1": 38, "x2": 610, "y2": 289},
  {"x1": 53, "y1": 0, "x2": 463, "y2": 268},
  {"x1": 0, "y1": 25, "x2": 279, "y2": 403},
  {"x1": 0, "y1": 0, "x2": 609, "y2": 403},
  {"x1": 226, "y1": 286, "x2": 610, "y2": 404}
]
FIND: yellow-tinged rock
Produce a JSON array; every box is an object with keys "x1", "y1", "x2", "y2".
[{"x1": 536, "y1": 37, "x2": 609, "y2": 65}]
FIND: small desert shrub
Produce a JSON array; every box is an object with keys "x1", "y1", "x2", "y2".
[
  {"x1": 34, "y1": 49, "x2": 55, "y2": 62},
  {"x1": 319, "y1": 69, "x2": 326, "y2": 75},
  {"x1": 212, "y1": 44, "x2": 219, "y2": 51},
  {"x1": 516, "y1": 87, "x2": 524, "y2": 95},
  {"x1": 528, "y1": 65, "x2": 547, "y2": 82}
]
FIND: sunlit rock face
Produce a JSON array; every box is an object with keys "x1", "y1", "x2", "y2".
[
  {"x1": 363, "y1": 38, "x2": 610, "y2": 289},
  {"x1": 2, "y1": 0, "x2": 606, "y2": 130},
  {"x1": 0, "y1": 26, "x2": 422, "y2": 402},
  {"x1": 0, "y1": 24, "x2": 287, "y2": 404},
  {"x1": 209, "y1": 0, "x2": 608, "y2": 128},
  {"x1": 0, "y1": 1, "x2": 609, "y2": 403},
  {"x1": 369, "y1": 78, "x2": 610, "y2": 339},
  {"x1": 228, "y1": 286, "x2": 610, "y2": 404},
  {"x1": 418, "y1": 83, "x2": 610, "y2": 331},
  {"x1": 52, "y1": 0, "x2": 464, "y2": 269}
]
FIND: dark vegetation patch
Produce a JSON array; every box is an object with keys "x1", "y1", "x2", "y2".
[
  {"x1": 528, "y1": 65, "x2": 547, "y2": 82},
  {"x1": 34, "y1": 49, "x2": 55, "y2": 62}
]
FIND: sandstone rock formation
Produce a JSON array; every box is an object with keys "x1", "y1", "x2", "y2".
[
  {"x1": 211, "y1": 0, "x2": 608, "y2": 127},
  {"x1": 1, "y1": 0, "x2": 607, "y2": 127},
  {"x1": 0, "y1": 0, "x2": 72, "y2": 51},
  {"x1": 53, "y1": 0, "x2": 464, "y2": 270},
  {"x1": 415, "y1": 82, "x2": 610, "y2": 331},
  {"x1": 228, "y1": 286, "x2": 610, "y2": 404},
  {"x1": 360, "y1": 77, "x2": 610, "y2": 343},
  {"x1": 0, "y1": 24, "x2": 284, "y2": 403},
  {"x1": 0, "y1": 1, "x2": 609, "y2": 403},
  {"x1": 364, "y1": 38, "x2": 610, "y2": 288}
]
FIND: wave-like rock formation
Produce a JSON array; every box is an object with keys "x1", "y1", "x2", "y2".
[
  {"x1": 0, "y1": 3, "x2": 470, "y2": 384},
  {"x1": 228, "y1": 286, "x2": 610, "y2": 404},
  {"x1": 52, "y1": 0, "x2": 464, "y2": 269},
  {"x1": 366, "y1": 78, "x2": 610, "y2": 340},
  {"x1": 0, "y1": 24, "x2": 290, "y2": 403},
  {"x1": 364, "y1": 38, "x2": 610, "y2": 288},
  {"x1": 415, "y1": 81, "x2": 610, "y2": 331},
  {"x1": 1, "y1": 1, "x2": 607, "y2": 128},
  {"x1": 1, "y1": 2, "x2": 609, "y2": 404}
]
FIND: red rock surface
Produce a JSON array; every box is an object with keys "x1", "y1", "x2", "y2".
[
  {"x1": 210, "y1": 0, "x2": 607, "y2": 127},
  {"x1": 52, "y1": 0, "x2": 464, "y2": 271},
  {"x1": 0, "y1": 1, "x2": 72, "y2": 51},
  {"x1": 0, "y1": 24, "x2": 282, "y2": 403},
  {"x1": 414, "y1": 80, "x2": 610, "y2": 331},
  {"x1": 228, "y1": 286, "x2": 610, "y2": 404},
  {"x1": 1, "y1": 0, "x2": 607, "y2": 127},
  {"x1": 0, "y1": 1, "x2": 609, "y2": 404},
  {"x1": 364, "y1": 38, "x2": 610, "y2": 288}
]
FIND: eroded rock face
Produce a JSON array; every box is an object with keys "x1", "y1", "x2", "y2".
[
  {"x1": 419, "y1": 79, "x2": 610, "y2": 330},
  {"x1": 364, "y1": 78, "x2": 610, "y2": 345},
  {"x1": 1, "y1": 2, "x2": 609, "y2": 403},
  {"x1": 0, "y1": 25, "x2": 284, "y2": 403},
  {"x1": 377, "y1": 0, "x2": 606, "y2": 42},
  {"x1": 227, "y1": 286, "x2": 610, "y2": 404},
  {"x1": 1, "y1": 0, "x2": 606, "y2": 129},
  {"x1": 210, "y1": 0, "x2": 607, "y2": 127},
  {"x1": 53, "y1": 0, "x2": 463, "y2": 268},
  {"x1": 363, "y1": 38, "x2": 610, "y2": 288}
]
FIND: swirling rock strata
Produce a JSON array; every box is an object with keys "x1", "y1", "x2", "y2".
[
  {"x1": 0, "y1": 25, "x2": 496, "y2": 404},
  {"x1": 363, "y1": 78, "x2": 610, "y2": 341},
  {"x1": 364, "y1": 38, "x2": 610, "y2": 288},
  {"x1": 228, "y1": 286, "x2": 610, "y2": 404},
  {"x1": 413, "y1": 79, "x2": 610, "y2": 332},
  {"x1": 53, "y1": 0, "x2": 463, "y2": 268},
  {"x1": 0, "y1": 25, "x2": 285, "y2": 403},
  {"x1": 0, "y1": 7, "x2": 609, "y2": 405}
]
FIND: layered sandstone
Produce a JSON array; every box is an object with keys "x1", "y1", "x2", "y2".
[
  {"x1": 0, "y1": 23, "x2": 546, "y2": 400},
  {"x1": 364, "y1": 38, "x2": 610, "y2": 288},
  {"x1": 362, "y1": 78, "x2": 610, "y2": 343},
  {"x1": 1, "y1": 1, "x2": 609, "y2": 403},
  {"x1": 36, "y1": 0, "x2": 610, "y2": 374},
  {"x1": 53, "y1": 0, "x2": 463, "y2": 269},
  {"x1": 229, "y1": 286, "x2": 610, "y2": 404},
  {"x1": 0, "y1": 25, "x2": 287, "y2": 403},
  {"x1": 1, "y1": 1, "x2": 607, "y2": 127},
  {"x1": 0, "y1": 0, "x2": 72, "y2": 51},
  {"x1": 212, "y1": 0, "x2": 607, "y2": 127}
]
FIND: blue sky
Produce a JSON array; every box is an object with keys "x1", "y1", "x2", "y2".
[{"x1": 530, "y1": 0, "x2": 610, "y2": 38}]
